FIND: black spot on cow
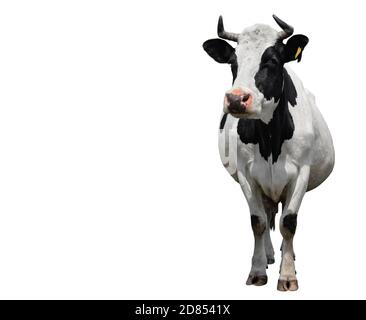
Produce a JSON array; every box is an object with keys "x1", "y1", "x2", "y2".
[
  {"x1": 251, "y1": 215, "x2": 266, "y2": 235},
  {"x1": 254, "y1": 39, "x2": 304, "y2": 104},
  {"x1": 283, "y1": 214, "x2": 297, "y2": 234},
  {"x1": 230, "y1": 56, "x2": 238, "y2": 83},
  {"x1": 219, "y1": 113, "x2": 228, "y2": 130},
  {"x1": 255, "y1": 43, "x2": 285, "y2": 103},
  {"x1": 237, "y1": 68, "x2": 296, "y2": 163}
]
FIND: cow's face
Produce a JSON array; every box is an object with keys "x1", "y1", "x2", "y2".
[{"x1": 203, "y1": 16, "x2": 308, "y2": 123}]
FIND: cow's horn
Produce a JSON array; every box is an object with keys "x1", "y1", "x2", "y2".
[
  {"x1": 217, "y1": 16, "x2": 239, "y2": 42},
  {"x1": 273, "y1": 14, "x2": 294, "y2": 40}
]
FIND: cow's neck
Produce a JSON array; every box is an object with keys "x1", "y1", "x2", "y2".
[{"x1": 237, "y1": 68, "x2": 297, "y2": 163}]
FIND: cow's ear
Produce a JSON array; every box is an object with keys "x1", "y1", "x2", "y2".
[
  {"x1": 284, "y1": 34, "x2": 309, "y2": 63},
  {"x1": 203, "y1": 39, "x2": 235, "y2": 64}
]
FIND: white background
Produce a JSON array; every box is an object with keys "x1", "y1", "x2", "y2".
[{"x1": 0, "y1": 0, "x2": 364, "y2": 299}]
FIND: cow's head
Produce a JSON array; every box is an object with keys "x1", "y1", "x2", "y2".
[{"x1": 203, "y1": 15, "x2": 308, "y2": 123}]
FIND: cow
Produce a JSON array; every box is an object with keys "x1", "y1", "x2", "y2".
[{"x1": 202, "y1": 15, "x2": 335, "y2": 291}]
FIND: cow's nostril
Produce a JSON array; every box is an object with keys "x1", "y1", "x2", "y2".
[{"x1": 242, "y1": 94, "x2": 251, "y2": 103}]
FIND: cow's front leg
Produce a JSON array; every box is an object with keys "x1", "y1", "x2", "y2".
[
  {"x1": 278, "y1": 166, "x2": 310, "y2": 292},
  {"x1": 239, "y1": 174, "x2": 268, "y2": 286},
  {"x1": 246, "y1": 210, "x2": 268, "y2": 286}
]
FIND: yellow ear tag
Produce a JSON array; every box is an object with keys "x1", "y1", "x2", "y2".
[{"x1": 295, "y1": 47, "x2": 302, "y2": 59}]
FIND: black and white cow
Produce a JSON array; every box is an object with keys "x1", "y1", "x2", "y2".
[{"x1": 203, "y1": 15, "x2": 334, "y2": 291}]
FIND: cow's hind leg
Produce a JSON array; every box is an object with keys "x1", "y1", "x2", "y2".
[
  {"x1": 263, "y1": 196, "x2": 278, "y2": 265},
  {"x1": 264, "y1": 227, "x2": 274, "y2": 265},
  {"x1": 278, "y1": 166, "x2": 310, "y2": 292}
]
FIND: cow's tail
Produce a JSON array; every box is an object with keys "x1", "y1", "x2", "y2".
[
  {"x1": 269, "y1": 207, "x2": 278, "y2": 230},
  {"x1": 262, "y1": 196, "x2": 279, "y2": 231}
]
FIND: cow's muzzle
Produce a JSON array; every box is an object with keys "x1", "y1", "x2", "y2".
[{"x1": 224, "y1": 88, "x2": 253, "y2": 116}]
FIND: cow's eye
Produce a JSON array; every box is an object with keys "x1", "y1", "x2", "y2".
[
  {"x1": 268, "y1": 58, "x2": 278, "y2": 65},
  {"x1": 262, "y1": 58, "x2": 278, "y2": 69}
]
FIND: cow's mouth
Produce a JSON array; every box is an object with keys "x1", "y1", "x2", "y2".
[
  {"x1": 228, "y1": 109, "x2": 246, "y2": 118},
  {"x1": 228, "y1": 104, "x2": 246, "y2": 115}
]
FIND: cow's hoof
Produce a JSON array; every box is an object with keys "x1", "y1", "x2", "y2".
[
  {"x1": 267, "y1": 257, "x2": 275, "y2": 265},
  {"x1": 277, "y1": 279, "x2": 298, "y2": 292},
  {"x1": 246, "y1": 274, "x2": 268, "y2": 286}
]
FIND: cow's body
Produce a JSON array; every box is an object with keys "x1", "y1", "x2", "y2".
[
  {"x1": 203, "y1": 16, "x2": 335, "y2": 291},
  {"x1": 219, "y1": 67, "x2": 334, "y2": 198}
]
